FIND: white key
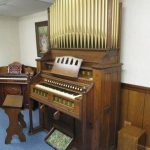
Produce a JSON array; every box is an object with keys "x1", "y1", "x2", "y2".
[
  {"x1": 35, "y1": 84, "x2": 82, "y2": 100},
  {"x1": 0, "y1": 77, "x2": 27, "y2": 81}
]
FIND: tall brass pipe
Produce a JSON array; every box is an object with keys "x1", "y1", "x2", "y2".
[
  {"x1": 105, "y1": 0, "x2": 108, "y2": 48},
  {"x1": 98, "y1": 0, "x2": 102, "y2": 49},
  {"x1": 94, "y1": 0, "x2": 98, "y2": 48},
  {"x1": 49, "y1": 0, "x2": 120, "y2": 49},
  {"x1": 83, "y1": 0, "x2": 87, "y2": 48}
]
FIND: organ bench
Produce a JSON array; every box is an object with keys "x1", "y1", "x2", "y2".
[{"x1": 2, "y1": 94, "x2": 26, "y2": 144}]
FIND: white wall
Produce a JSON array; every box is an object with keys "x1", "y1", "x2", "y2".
[
  {"x1": 121, "y1": 0, "x2": 150, "y2": 87},
  {"x1": 1, "y1": 1, "x2": 150, "y2": 87},
  {"x1": 18, "y1": 2, "x2": 150, "y2": 87},
  {"x1": 19, "y1": 11, "x2": 48, "y2": 67},
  {"x1": 0, "y1": 16, "x2": 20, "y2": 66}
]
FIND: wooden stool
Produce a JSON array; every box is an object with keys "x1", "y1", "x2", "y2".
[
  {"x1": 118, "y1": 126, "x2": 146, "y2": 150},
  {"x1": 2, "y1": 95, "x2": 26, "y2": 144}
]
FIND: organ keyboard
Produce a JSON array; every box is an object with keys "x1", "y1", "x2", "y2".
[
  {"x1": 0, "y1": 66, "x2": 33, "y2": 107},
  {"x1": 0, "y1": 73, "x2": 28, "y2": 84},
  {"x1": 30, "y1": 73, "x2": 92, "y2": 119}
]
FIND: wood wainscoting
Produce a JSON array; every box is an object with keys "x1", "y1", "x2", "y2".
[{"x1": 120, "y1": 83, "x2": 150, "y2": 148}]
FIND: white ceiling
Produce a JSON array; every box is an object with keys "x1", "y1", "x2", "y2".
[{"x1": 0, "y1": 0, "x2": 53, "y2": 17}]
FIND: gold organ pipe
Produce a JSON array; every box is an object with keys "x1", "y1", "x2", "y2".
[
  {"x1": 111, "y1": 0, "x2": 115, "y2": 48},
  {"x1": 54, "y1": 0, "x2": 56, "y2": 47},
  {"x1": 56, "y1": 0, "x2": 60, "y2": 48},
  {"x1": 68, "y1": 0, "x2": 72, "y2": 48},
  {"x1": 83, "y1": 0, "x2": 87, "y2": 48},
  {"x1": 49, "y1": 0, "x2": 120, "y2": 49},
  {"x1": 91, "y1": 0, "x2": 94, "y2": 48},
  {"x1": 49, "y1": 7, "x2": 51, "y2": 47},
  {"x1": 113, "y1": 0, "x2": 117, "y2": 48},
  {"x1": 60, "y1": 0, "x2": 63, "y2": 47},
  {"x1": 59, "y1": 0, "x2": 61, "y2": 47},
  {"x1": 76, "y1": 0, "x2": 79, "y2": 48},
  {"x1": 79, "y1": 0, "x2": 83, "y2": 48},
  {"x1": 62, "y1": 0, "x2": 65, "y2": 47},
  {"x1": 101, "y1": 0, "x2": 105, "y2": 48},
  {"x1": 54, "y1": 3, "x2": 56, "y2": 47},
  {"x1": 49, "y1": 6, "x2": 52, "y2": 47},
  {"x1": 113, "y1": 0, "x2": 119, "y2": 48},
  {"x1": 104, "y1": 0, "x2": 108, "y2": 48},
  {"x1": 72, "y1": 0, "x2": 76, "y2": 48},
  {"x1": 51, "y1": 5, "x2": 54, "y2": 47},
  {"x1": 66, "y1": 0, "x2": 69, "y2": 48},
  {"x1": 94, "y1": 0, "x2": 98, "y2": 49},
  {"x1": 55, "y1": 0, "x2": 57, "y2": 47},
  {"x1": 114, "y1": 0, "x2": 117, "y2": 48},
  {"x1": 115, "y1": 0, "x2": 119, "y2": 47},
  {"x1": 115, "y1": 0, "x2": 118, "y2": 48},
  {"x1": 98, "y1": 0, "x2": 102, "y2": 49},
  {"x1": 60, "y1": 0, "x2": 62, "y2": 47},
  {"x1": 87, "y1": 0, "x2": 90, "y2": 48}
]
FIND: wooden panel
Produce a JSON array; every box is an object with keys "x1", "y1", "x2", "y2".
[
  {"x1": 92, "y1": 67, "x2": 121, "y2": 150},
  {"x1": 50, "y1": 49, "x2": 106, "y2": 62},
  {"x1": 121, "y1": 83, "x2": 150, "y2": 148},
  {"x1": 127, "y1": 90, "x2": 145, "y2": 127},
  {"x1": 120, "y1": 89, "x2": 129, "y2": 128},
  {"x1": 100, "y1": 72, "x2": 112, "y2": 150},
  {"x1": 143, "y1": 93, "x2": 150, "y2": 147},
  {"x1": 0, "y1": 66, "x2": 7, "y2": 73}
]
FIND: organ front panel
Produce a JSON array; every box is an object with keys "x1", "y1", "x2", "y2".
[{"x1": 29, "y1": 0, "x2": 122, "y2": 150}]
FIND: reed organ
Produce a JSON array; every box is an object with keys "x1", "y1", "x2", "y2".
[{"x1": 29, "y1": 0, "x2": 122, "y2": 149}]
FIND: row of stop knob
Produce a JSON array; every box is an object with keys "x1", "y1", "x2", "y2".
[{"x1": 44, "y1": 79, "x2": 83, "y2": 92}]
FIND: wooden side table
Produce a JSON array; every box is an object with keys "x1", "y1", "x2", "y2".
[
  {"x1": 118, "y1": 126, "x2": 146, "y2": 150},
  {"x1": 2, "y1": 95, "x2": 26, "y2": 144}
]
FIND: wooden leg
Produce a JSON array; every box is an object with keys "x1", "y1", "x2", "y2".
[
  {"x1": 29, "y1": 99, "x2": 34, "y2": 134},
  {"x1": 4, "y1": 108, "x2": 26, "y2": 144},
  {"x1": 18, "y1": 112, "x2": 27, "y2": 128},
  {"x1": 29, "y1": 101, "x2": 45, "y2": 134},
  {"x1": 5, "y1": 132, "x2": 12, "y2": 144}
]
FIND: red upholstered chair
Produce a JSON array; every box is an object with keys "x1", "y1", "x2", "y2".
[{"x1": 8, "y1": 62, "x2": 22, "y2": 74}]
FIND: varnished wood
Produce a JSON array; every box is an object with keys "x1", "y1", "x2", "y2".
[
  {"x1": 127, "y1": 90, "x2": 145, "y2": 127},
  {"x1": 30, "y1": 52, "x2": 121, "y2": 150},
  {"x1": 29, "y1": 1, "x2": 122, "y2": 149},
  {"x1": 2, "y1": 95, "x2": 26, "y2": 144},
  {"x1": 142, "y1": 94, "x2": 150, "y2": 147},
  {"x1": 120, "y1": 89, "x2": 129, "y2": 127},
  {"x1": 120, "y1": 83, "x2": 150, "y2": 148},
  {"x1": 122, "y1": 83, "x2": 150, "y2": 94},
  {"x1": 118, "y1": 126, "x2": 146, "y2": 150},
  {"x1": 0, "y1": 65, "x2": 35, "y2": 107}
]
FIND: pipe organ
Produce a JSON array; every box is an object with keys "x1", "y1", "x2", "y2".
[
  {"x1": 49, "y1": 0, "x2": 120, "y2": 49},
  {"x1": 29, "y1": 0, "x2": 122, "y2": 150}
]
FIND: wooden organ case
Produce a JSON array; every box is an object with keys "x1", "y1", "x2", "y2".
[
  {"x1": 0, "y1": 62, "x2": 33, "y2": 107},
  {"x1": 29, "y1": 0, "x2": 122, "y2": 150}
]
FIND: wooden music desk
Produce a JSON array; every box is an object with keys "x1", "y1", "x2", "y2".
[{"x1": 2, "y1": 95, "x2": 26, "y2": 144}]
